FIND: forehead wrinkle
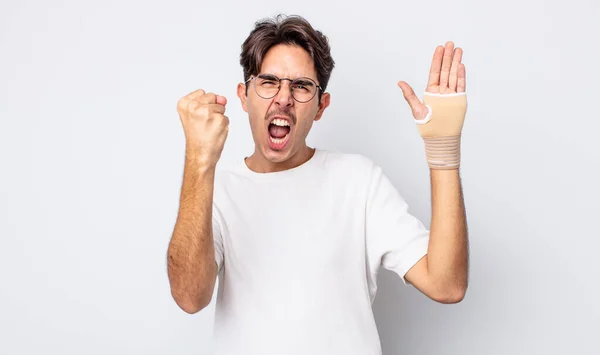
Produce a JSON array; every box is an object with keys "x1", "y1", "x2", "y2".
[
  {"x1": 259, "y1": 68, "x2": 315, "y2": 81},
  {"x1": 259, "y1": 45, "x2": 317, "y2": 81}
]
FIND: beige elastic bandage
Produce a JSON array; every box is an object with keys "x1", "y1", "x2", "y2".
[{"x1": 416, "y1": 92, "x2": 467, "y2": 170}]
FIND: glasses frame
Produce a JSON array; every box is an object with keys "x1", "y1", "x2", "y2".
[{"x1": 245, "y1": 73, "x2": 324, "y2": 103}]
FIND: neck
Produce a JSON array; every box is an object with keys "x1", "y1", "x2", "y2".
[{"x1": 245, "y1": 144, "x2": 315, "y2": 173}]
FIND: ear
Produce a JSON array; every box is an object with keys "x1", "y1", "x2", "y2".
[
  {"x1": 237, "y1": 82, "x2": 248, "y2": 112},
  {"x1": 314, "y1": 92, "x2": 330, "y2": 122}
]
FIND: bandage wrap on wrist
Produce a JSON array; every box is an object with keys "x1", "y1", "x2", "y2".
[{"x1": 415, "y1": 92, "x2": 467, "y2": 170}]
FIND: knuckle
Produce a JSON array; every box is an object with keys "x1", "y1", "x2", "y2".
[
  {"x1": 188, "y1": 89, "x2": 205, "y2": 98},
  {"x1": 196, "y1": 105, "x2": 210, "y2": 118},
  {"x1": 202, "y1": 92, "x2": 216, "y2": 101},
  {"x1": 176, "y1": 97, "x2": 188, "y2": 112},
  {"x1": 212, "y1": 113, "x2": 227, "y2": 126},
  {"x1": 221, "y1": 116, "x2": 229, "y2": 128},
  {"x1": 187, "y1": 100, "x2": 201, "y2": 112}
]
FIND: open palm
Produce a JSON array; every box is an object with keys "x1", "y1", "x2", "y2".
[{"x1": 398, "y1": 41, "x2": 466, "y2": 120}]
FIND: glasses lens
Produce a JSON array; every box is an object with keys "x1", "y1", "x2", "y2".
[
  {"x1": 254, "y1": 75, "x2": 318, "y2": 102},
  {"x1": 254, "y1": 75, "x2": 280, "y2": 99},
  {"x1": 290, "y1": 78, "x2": 317, "y2": 102}
]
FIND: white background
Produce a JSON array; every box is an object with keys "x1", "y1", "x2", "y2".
[{"x1": 1, "y1": 0, "x2": 599, "y2": 354}]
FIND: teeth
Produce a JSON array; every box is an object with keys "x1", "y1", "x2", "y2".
[
  {"x1": 271, "y1": 118, "x2": 290, "y2": 127},
  {"x1": 269, "y1": 134, "x2": 289, "y2": 145}
]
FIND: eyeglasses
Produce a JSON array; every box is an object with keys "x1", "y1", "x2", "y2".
[{"x1": 245, "y1": 73, "x2": 323, "y2": 103}]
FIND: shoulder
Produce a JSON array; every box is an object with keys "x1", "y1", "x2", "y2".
[
  {"x1": 320, "y1": 149, "x2": 378, "y2": 172},
  {"x1": 319, "y1": 149, "x2": 382, "y2": 181},
  {"x1": 321, "y1": 150, "x2": 401, "y2": 197},
  {"x1": 210, "y1": 159, "x2": 245, "y2": 194}
]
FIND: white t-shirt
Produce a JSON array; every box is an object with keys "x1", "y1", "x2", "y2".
[{"x1": 211, "y1": 148, "x2": 429, "y2": 355}]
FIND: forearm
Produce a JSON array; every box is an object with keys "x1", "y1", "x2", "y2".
[
  {"x1": 167, "y1": 149, "x2": 218, "y2": 313},
  {"x1": 426, "y1": 168, "x2": 469, "y2": 295}
]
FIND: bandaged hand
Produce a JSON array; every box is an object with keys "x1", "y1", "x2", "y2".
[{"x1": 398, "y1": 41, "x2": 468, "y2": 170}]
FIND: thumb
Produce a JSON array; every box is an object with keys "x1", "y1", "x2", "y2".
[
  {"x1": 397, "y1": 81, "x2": 428, "y2": 120},
  {"x1": 216, "y1": 95, "x2": 227, "y2": 106}
]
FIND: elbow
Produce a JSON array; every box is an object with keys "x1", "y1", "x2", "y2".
[
  {"x1": 167, "y1": 262, "x2": 218, "y2": 314},
  {"x1": 169, "y1": 279, "x2": 215, "y2": 314},
  {"x1": 431, "y1": 284, "x2": 468, "y2": 304},
  {"x1": 172, "y1": 292, "x2": 212, "y2": 314},
  {"x1": 179, "y1": 301, "x2": 208, "y2": 315}
]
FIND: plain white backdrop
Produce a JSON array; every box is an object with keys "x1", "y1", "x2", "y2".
[{"x1": 1, "y1": 0, "x2": 599, "y2": 354}]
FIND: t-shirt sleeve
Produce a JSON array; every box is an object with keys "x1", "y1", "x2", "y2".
[
  {"x1": 365, "y1": 162, "x2": 430, "y2": 286},
  {"x1": 212, "y1": 204, "x2": 225, "y2": 273}
]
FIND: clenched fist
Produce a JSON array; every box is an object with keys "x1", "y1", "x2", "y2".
[{"x1": 177, "y1": 89, "x2": 229, "y2": 166}]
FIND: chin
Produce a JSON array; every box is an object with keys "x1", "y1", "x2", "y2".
[{"x1": 261, "y1": 133, "x2": 295, "y2": 163}]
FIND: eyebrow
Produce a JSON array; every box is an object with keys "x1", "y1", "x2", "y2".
[
  {"x1": 258, "y1": 73, "x2": 316, "y2": 85},
  {"x1": 292, "y1": 78, "x2": 315, "y2": 86},
  {"x1": 258, "y1": 73, "x2": 279, "y2": 80}
]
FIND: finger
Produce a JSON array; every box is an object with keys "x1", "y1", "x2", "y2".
[
  {"x1": 448, "y1": 47, "x2": 462, "y2": 93},
  {"x1": 457, "y1": 64, "x2": 466, "y2": 93},
  {"x1": 184, "y1": 89, "x2": 206, "y2": 101},
  {"x1": 197, "y1": 93, "x2": 228, "y2": 106},
  {"x1": 426, "y1": 46, "x2": 444, "y2": 88},
  {"x1": 439, "y1": 41, "x2": 454, "y2": 90},
  {"x1": 216, "y1": 95, "x2": 227, "y2": 106},
  {"x1": 196, "y1": 93, "x2": 218, "y2": 105},
  {"x1": 213, "y1": 113, "x2": 230, "y2": 126},
  {"x1": 398, "y1": 81, "x2": 420, "y2": 108},
  {"x1": 398, "y1": 81, "x2": 428, "y2": 119},
  {"x1": 178, "y1": 89, "x2": 207, "y2": 111},
  {"x1": 206, "y1": 104, "x2": 226, "y2": 115}
]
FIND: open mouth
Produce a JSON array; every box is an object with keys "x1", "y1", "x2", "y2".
[{"x1": 268, "y1": 117, "x2": 291, "y2": 149}]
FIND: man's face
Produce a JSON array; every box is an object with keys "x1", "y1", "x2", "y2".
[{"x1": 237, "y1": 44, "x2": 330, "y2": 166}]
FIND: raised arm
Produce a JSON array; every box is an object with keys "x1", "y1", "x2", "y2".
[
  {"x1": 167, "y1": 89, "x2": 229, "y2": 313},
  {"x1": 406, "y1": 168, "x2": 469, "y2": 303},
  {"x1": 398, "y1": 41, "x2": 469, "y2": 303}
]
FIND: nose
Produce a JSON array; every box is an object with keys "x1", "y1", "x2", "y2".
[{"x1": 274, "y1": 79, "x2": 294, "y2": 107}]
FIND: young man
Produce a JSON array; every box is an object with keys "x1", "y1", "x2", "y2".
[{"x1": 167, "y1": 14, "x2": 469, "y2": 355}]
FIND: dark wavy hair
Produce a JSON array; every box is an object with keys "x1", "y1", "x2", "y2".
[{"x1": 239, "y1": 14, "x2": 335, "y2": 101}]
